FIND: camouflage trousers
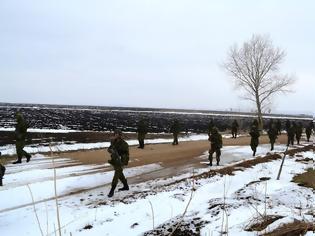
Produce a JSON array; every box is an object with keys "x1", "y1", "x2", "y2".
[
  {"x1": 209, "y1": 148, "x2": 221, "y2": 165},
  {"x1": 111, "y1": 165, "x2": 128, "y2": 189},
  {"x1": 16, "y1": 140, "x2": 31, "y2": 161}
]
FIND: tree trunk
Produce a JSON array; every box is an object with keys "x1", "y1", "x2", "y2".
[{"x1": 255, "y1": 92, "x2": 264, "y2": 130}]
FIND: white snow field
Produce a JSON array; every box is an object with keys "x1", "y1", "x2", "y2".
[{"x1": 0, "y1": 143, "x2": 313, "y2": 236}]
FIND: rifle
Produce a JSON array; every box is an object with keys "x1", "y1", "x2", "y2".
[{"x1": 108, "y1": 147, "x2": 122, "y2": 166}]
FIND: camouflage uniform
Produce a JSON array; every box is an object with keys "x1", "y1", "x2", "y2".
[
  {"x1": 231, "y1": 120, "x2": 239, "y2": 138},
  {"x1": 107, "y1": 132, "x2": 129, "y2": 197},
  {"x1": 267, "y1": 123, "x2": 278, "y2": 151},
  {"x1": 0, "y1": 164, "x2": 5, "y2": 186},
  {"x1": 137, "y1": 119, "x2": 147, "y2": 149},
  {"x1": 207, "y1": 119, "x2": 214, "y2": 138},
  {"x1": 249, "y1": 120, "x2": 260, "y2": 156},
  {"x1": 295, "y1": 122, "x2": 303, "y2": 145},
  {"x1": 305, "y1": 121, "x2": 314, "y2": 142},
  {"x1": 287, "y1": 124, "x2": 295, "y2": 146},
  {"x1": 276, "y1": 119, "x2": 282, "y2": 135},
  {"x1": 170, "y1": 120, "x2": 180, "y2": 145},
  {"x1": 208, "y1": 128, "x2": 222, "y2": 166},
  {"x1": 285, "y1": 120, "x2": 291, "y2": 132},
  {"x1": 0, "y1": 152, "x2": 5, "y2": 186},
  {"x1": 13, "y1": 112, "x2": 31, "y2": 164}
]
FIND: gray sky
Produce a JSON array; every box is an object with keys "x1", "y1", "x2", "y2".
[{"x1": 0, "y1": 0, "x2": 314, "y2": 115}]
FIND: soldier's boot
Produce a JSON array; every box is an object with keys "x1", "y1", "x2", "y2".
[
  {"x1": 118, "y1": 185, "x2": 129, "y2": 191},
  {"x1": 12, "y1": 159, "x2": 22, "y2": 164},
  {"x1": 26, "y1": 153, "x2": 32, "y2": 162},
  {"x1": 216, "y1": 156, "x2": 220, "y2": 166},
  {"x1": 0, "y1": 178, "x2": 2, "y2": 186},
  {"x1": 208, "y1": 154, "x2": 213, "y2": 166},
  {"x1": 253, "y1": 149, "x2": 256, "y2": 156},
  {"x1": 118, "y1": 178, "x2": 129, "y2": 191},
  {"x1": 271, "y1": 143, "x2": 274, "y2": 151},
  {"x1": 108, "y1": 185, "x2": 116, "y2": 198}
]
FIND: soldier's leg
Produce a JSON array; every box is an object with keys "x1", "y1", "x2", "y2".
[
  {"x1": 175, "y1": 135, "x2": 178, "y2": 145},
  {"x1": 138, "y1": 138, "x2": 141, "y2": 148},
  {"x1": 291, "y1": 137, "x2": 294, "y2": 145},
  {"x1": 251, "y1": 145, "x2": 256, "y2": 156},
  {"x1": 118, "y1": 169, "x2": 129, "y2": 191},
  {"x1": 23, "y1": 149, "x2": 31, "y2": 162},
  {"x1": 0, "y1": 164, "x2": 4, "y2": 186},
  {"x1": 141, "y1": 138, "x2": 145, "y2": 148},
  {"x1": 108, "y1": 168, "x2": 120, "y2": 197},
  {"x1": 216, "y1": 149, "x2": 221, "y2": 165},
  {"x1": 13, "y1": 141, "x2": 23, "y2": 164},
  {"x1": 271, "y1": 141, "x2": 274, "y2": 151},
  {"x1": 0, "y1": 168, "x2": 2, "y2": 186},
  {"x1": 208, "y1": 150, "x2": 214, "y2": 166}
]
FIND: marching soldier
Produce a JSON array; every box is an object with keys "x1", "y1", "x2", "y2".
[
  {"x1": 137, "y1": 119, "x2": 147, "y2": 149},
  {"x1": 207, "y1": 119, "x2": 214, "y2": 138},
  {"x1": 170, "y1": 119, "x2": 180, "y2": 145},
  {"x1": 305, "y1": 121, "x2": 314, "y2": 142},
  {"x1": 249, "y1": 119, "x2": 260, "y2": 156},
  {"x1": 107, "y1": 129, "x2": 129, "y2": 198},
  {"x1": 295, "y1": 122, "x2": 303, "y2": 145},
  {"x1": 231, "y1": 120, "x2": 239, "y2": 138},
  {"x1": 287, "y1": 122, "x2": 295, "y2": 146},
  {"x1": 208, "y1": 127, "x2": 222, "y2": 166},
  {"x1": 276, "y1": 119, "x2": 282, "y2": 135},
  {"x1": 267, "y1": 122, "x2": 278, "y2": 151},
  {"x1": 285, "y1": 119, "x2": 291, "y2": 132},
  {"x1": 0, "y1": 152, "x2": 5, "y2": 186},
  {"x1": 13, "y1": 112, "x2": 31, "y2": 164}
]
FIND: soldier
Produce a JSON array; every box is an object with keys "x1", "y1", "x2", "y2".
[
  {"x1": 267, "y1": 122, "x2": 278, "y2": 151},
  {"x1": 295, "y1": 122, "x2": 303, "y2": 145},
  {"x1": 287, "y1": 122, "x2": 295, "y2": 146},
  {"x1": 249, "y1": 119, "x2": 260, "y2": 156},
  {"x1": 13, "y1": 112, "x2": 31, "y2": 164},
  {"x1": 137, "y1": 119, "x2": 147, "y2": 149},
  {"x1": 231, "y1": 120, "x2": 239, "y2": 138},
  {"x1": 0, "y1": 152, "x2": 5, "y2": 186},
  {"x1": 208, "y1": 127, "x2": 223, "y2": 166},
  {"x1": 305, "y1": 121, "x2": 314, "y2": 142},
  {"x1": 207, "y1": 119, "x2": 214, "y2": 138},
  {"x1": 170, "y1": 119, "x2": 180, "y2": 145},
  {"x1": 267, "y1": 119, "x2": 274, "y2": 130},
  {"x1": 107, "y1": 129, "x2": 129, "y2": 198},
  {"x1": 276, "y1": 119, "x2": 282, "y2": 135},
  {"x1": 285, "y1": 119, "x2": 291, "y2": 132}
]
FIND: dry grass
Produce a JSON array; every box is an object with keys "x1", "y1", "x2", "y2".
[
  {"x1": 245, "y1": 215, "x2": 283, "y2": 232},
  {"x1": 263, "y1": 220, "x2": 315, "y2": 236},
  {"x1": 292, "y1": 168, "x2": 315, "y2": 190}
]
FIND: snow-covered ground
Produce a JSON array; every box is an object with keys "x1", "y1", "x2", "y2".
[{"x1": 0, "y1": 143, "x2": 313, "y2": 236}]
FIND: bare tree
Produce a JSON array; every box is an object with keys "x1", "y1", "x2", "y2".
[{"x1": 223, "y1": 34, "x2": 295, "y2": 128}]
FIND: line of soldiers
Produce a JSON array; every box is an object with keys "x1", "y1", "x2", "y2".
[{"x1": 1, "y1": 113, "x2": 314, "y2": 198}]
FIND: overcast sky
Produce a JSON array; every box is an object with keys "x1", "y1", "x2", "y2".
[{"x1": 0, "y1": 0, "x2": 314, "y2": 115}]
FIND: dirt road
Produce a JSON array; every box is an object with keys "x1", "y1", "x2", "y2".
[{"x1": 64, "y1": 134, "x2": 289, "y2": 167}]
